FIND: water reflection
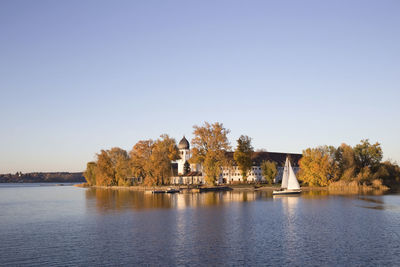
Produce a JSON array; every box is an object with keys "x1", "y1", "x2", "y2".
[
  {"x1": 328, "y1": 187, "x2": 388, "y2": 196},
  {"x1": 85, "y1": 187, "x2": 394, "y2": 213},
  {"x1": 356, "y1": 196, "x2": 400, "y2": 211},
  {"x1": 301, "y1": 189, "x2": 329, "y2": 198},
  {"x1": 358, "y1": 196, "x2": 384, "y2": 205},
  {"x1": 85, "y1": 189, "x2": 271, "y2": 212},
  {"x1": 273, "y1": 195, "x2": 299, "y2": 217},
  {"x1": 272, "y1": 195, "x2": 302, "y2": 265},
  {"x1": 2, "y1": 185, "x2": 400, "y2": 266},
  {"x1": 296, "y1": 188, "x2": 388, "y2": 199}
]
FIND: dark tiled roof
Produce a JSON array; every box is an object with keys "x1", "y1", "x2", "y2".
[
  {"x1": 185, "y1": 171, "x2": 202, "y2": 176},
  {"x1": 226, "y1": 151, "x2": 302, "y2": 167}
]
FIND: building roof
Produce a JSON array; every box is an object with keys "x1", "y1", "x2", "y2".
[
  {"x1": 226, "y1": 151, "x2": 302, "y2": 166},
  {"x1": 184, "y1": 171, "x2": 202, "y2": 177},
  {"x1": 178, "y1": 136, "x2": 190, "y2": 150}
]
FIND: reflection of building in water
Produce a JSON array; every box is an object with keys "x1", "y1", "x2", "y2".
[
  {"x1": 171, "y1": 136, "x2": 301, "y2": 185},
  {"x1": 222, "y1": 192, "x2": 257, "y2": 202},
  {"x1": 172, "y1": 192, "x2": 259, "y2": 209}
]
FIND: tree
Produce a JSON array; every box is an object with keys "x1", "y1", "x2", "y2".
[
  {"x1": 94, "y1": 147, "x2": 131, "y2": 186},
  {"x1": 261, "y1": 160, "x2": 277, "y2": 184},
  {"x1": 183, "y1": 161, "x2": 191, "y2": 175},
  {"x1": 110, "y1": 148, "x2": 131, "y2": 186},
  {"x1": 95, "y1": 149, "x2": 116, "y2": 186},
  {"x1": 374, "y1": 161, "x2": 400, "y2": 185},
  {"x1": 190, "y1": 122, "x2": 231, "y2": 185},
  {"x1": 334, "y1": 143, "x2": 357, "y2": 181},
  {"x1": 233, "y1": 135, "x2": 253, "y2": 182},
  {"x1": 130, "y1": 139, "x2": 154, "y2": 182},
  {"x1": 354, "y1": 139, "x2": 383, "y2": 172},
  {"x1": 150, "y1": 135, "x2": 180, "y2": 185},
  {"x1": 130, "y1": 135, "x2": 179, "y2": 186},
  {"x1": 83, "y1": 161, "x2": 97, "y2": 185},
  {"x1": 298, "y1": 147, "x2": 336, "y2": 186}
]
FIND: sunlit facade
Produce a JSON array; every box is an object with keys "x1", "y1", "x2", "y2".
[{"x1": 171, "y1": 136, "x2": 301, "y2": 185}]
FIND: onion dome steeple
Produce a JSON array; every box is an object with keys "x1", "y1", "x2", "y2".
[{"x1": 178, "y1": 136, "x2": 190, "y2": 150}]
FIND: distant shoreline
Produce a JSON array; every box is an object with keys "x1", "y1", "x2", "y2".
[{"x1": 0, "y1": 172, "x2": 85, "y2": 183}]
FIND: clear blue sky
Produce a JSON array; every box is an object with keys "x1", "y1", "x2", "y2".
[{"x1": 1, "y1": 0, "x2": 399, "y2": 173}]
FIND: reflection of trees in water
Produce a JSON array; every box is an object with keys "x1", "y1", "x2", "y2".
[
  {"x1": 300, "y1": 188, "x2": 386, "y2": 199},
  {"x1": 85, "y1": 189, "x2": 173, "y2": 212},
  {"x1": 85, "y1": 189, "x2": 271, "y2": 212},
  {"x1": 85, "y1": 188, "x2": 389, "y2": 213},
  {"x1": 301, "y1": 190, "x2": 329, "y2": 199},
  {"x1": 328, "y1": 188, "x2": 387, "y2": 196}
]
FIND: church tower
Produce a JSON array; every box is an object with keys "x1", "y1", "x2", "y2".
[{"x1": 177, "y1": 136, "x2": 190, "y2": 175}]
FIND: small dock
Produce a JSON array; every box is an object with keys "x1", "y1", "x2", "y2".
[
  {"x1": 145, "y1": 186, "x2": 232, "y2": 194},
  {"x1": 152, "y1": 190, "x2": 167, "y2": 194},
  {"x1": 198, "y1": 186, "x2": 232, "y2": 192},
  {"x1": 174, "y1": 186, "x2": 233, "y2": 193},
  {"x1": 146, "y1": 188, "x2": 181, "y2": 194}
]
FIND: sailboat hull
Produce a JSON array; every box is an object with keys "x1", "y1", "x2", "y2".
[{"x1": 272, "y1": 189, "x2": 301, "y2": 195}]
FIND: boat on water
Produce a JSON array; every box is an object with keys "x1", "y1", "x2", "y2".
[
  {"x1": 273, "y1": 156, "x2": 301, "y2": 195},
  {"x1": 152, "y1": 190, "x2": 166, "y2": 194},
  {"x1": 166, "y1": 188, "x2": 180, "y2": 193},
  {"x1": 147, "y1": 188, "x2": 180, "y2": 194}
]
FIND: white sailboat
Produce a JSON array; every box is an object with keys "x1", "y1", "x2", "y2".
[{"x1": 273, "y1": 157, "x2": 301, "y2": 195}]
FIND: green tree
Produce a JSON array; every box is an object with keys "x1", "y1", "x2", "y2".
[
  {"x1": 190, "y1": 122, "x2": 231, "y2": 185},
  {"x1": 260, "y1": 160, "x2": 277, "y2": 184},
  {"x1": 83, "y1": 161, "x2": 97, "y2": 185},
  {"x1": 354, "y1": 139, "x2": 383, "y2": 172},
  {"x1": 183, "y1": 161, "x2": 191, "y2": 175},
  {"x1": 233, "y1": 135, "x2": 253, "y2": 182},
  {"x1": 374, "y1": 161, "x2": 400, "y2": 185}
]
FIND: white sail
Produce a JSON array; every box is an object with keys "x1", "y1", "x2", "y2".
[
  {"x1": 287, "y1": 160, "x2": 300, "y2": 190},
  {"x1": 281, "y1": 157, "x2": 289, "y2": 189}
]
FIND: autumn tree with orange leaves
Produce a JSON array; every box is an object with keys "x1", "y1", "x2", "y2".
[
  {"x1": 190, "y1": 122, "x2": 231, "y2": 185},
  {"x1": 91, "y1": 147, "x2": 131, "y2": 186},
  {"x1": 298, "y1": 139, "x2": 400, "y2": 187},
  {"x1": 130, "y1": 135, "x2": 179, "y2": 186},
  {"x1": 298, "y1": 147, "x2": 337, "y2": 186}
]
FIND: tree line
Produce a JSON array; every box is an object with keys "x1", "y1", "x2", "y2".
[
  {"x1": 298, "y1": 139, "x2": 400, "y2": 187},
  {"x1": 85, "y1": 122, "x2": 399, "y2": 188},
  {"x1": 84, "y1": 134, "x2": 180, "y2": 186},
  {"x1": 84, "y1": 122, "x2": 278, "y2": 186}
]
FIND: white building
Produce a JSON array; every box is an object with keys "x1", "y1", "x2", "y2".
[
  {"x1": 171, "y1": 136, "x2": 301, "y2": 185},
  {"x1": 171, "y1": 136, "x2": 205, "y2": 185},
  {"x1": 176, "y1": 136, "x2": 191, "y2": 174}
]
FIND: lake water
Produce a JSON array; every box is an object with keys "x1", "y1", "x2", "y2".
[{"x1": 1, "y1": 184, "x2": 400, "y2": 266}]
